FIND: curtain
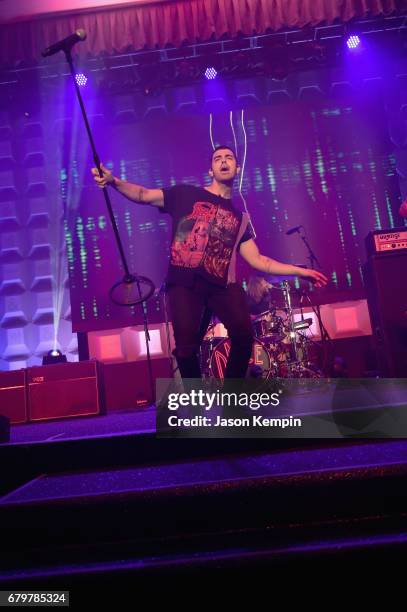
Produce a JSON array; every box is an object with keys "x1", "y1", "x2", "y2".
[{"x1": 0, "y1": 0, "x2": 404, "y2": 65}]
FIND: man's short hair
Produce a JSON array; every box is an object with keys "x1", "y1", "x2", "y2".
[{"x1": 210, "y1": 145, "x2": 238, "y2": 165}]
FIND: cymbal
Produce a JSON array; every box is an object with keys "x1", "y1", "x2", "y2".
[
  {"x1": 264, "y1": 276, "x2": 287, "y2": 286},
  {"x1": 265, "y1": 265, "x2": 308, "y2": 286},
  {"x1": 265, "y1": 275, "x2": 311, "y2": 287}
]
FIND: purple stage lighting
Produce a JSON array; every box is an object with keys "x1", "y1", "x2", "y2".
[
  {"x1": 205, "y1": 67, "x2": 217, "y2": 80},
  {"x1": 346, "y1": 35, "x2": 361, "y2": 50},
  {"x1": 75, "y1": 73, "x2": 88, "y2": 87}
]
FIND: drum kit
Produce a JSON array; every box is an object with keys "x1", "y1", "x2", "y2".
[{"x1": 200, "y1": 277, "x2": 322, "y2": 380}]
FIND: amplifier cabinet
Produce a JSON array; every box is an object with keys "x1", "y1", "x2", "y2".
[
  {"x1": 103, "y1": 358, "x2": 173, "y2": 411},
  {"x1": 363, "y1": 253, "x2": 407, "y2": 377},
  {"x1": 0, "y1": 370, "x2": 27, "y2": 424},
  {"x1": 27, "y1": 361, "x2": 104, "y2": 422}
]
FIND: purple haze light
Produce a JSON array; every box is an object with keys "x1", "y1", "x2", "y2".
[
  {"x1": 75, "y1": 73, "x2": 88, "y2": 87},
  {"x1": 346, "y1": 35, "x2": 361, "y2": 50},
  {"x1": 205, "y1": 67, "x2": 217, "y2": 80}
]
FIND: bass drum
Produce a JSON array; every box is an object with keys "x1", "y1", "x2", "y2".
[{"x1": 208, "y1": 337, "x2": 273, "y2": 380}]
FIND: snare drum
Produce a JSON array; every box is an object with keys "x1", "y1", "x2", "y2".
[{"x1": 208, "y1": 337, "x2": 273, "y2": 380}]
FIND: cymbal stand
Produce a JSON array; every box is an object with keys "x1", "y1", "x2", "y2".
[
  {"x1": 281, "y1": 281, "x2": 299, "y2": 365},
  {"x1": 299, "y1": 230, "x2": 331, "y2": 373}
]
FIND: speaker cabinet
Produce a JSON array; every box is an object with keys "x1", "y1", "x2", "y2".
[
  {"x1": 363, "y1": 252, "x2": 407, "y2": 377},
  {"x1": 103, "y1": 358, "x2": 173, "y2": 411},
  {"x1": 0, "y1": 370, "x2": 27, "y2": 424},
  {"x1": 27, "y1": 361, "x2": 104, "y2": 422}
]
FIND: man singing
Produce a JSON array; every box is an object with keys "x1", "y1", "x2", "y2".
[{"x1": 92, "y1": 145, "x2": 327, "y2": 379}]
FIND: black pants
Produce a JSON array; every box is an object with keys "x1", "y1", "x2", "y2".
[{"x1": 167, "y1": 276, "x2": 253, "y2": 379}]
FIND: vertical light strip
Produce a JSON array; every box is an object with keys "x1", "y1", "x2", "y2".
[
  {"x1": 238, "y1": 110, "x2": 247, "y2": 195},
  {"x1": 230, "y1": 110, "x2": 238, "y2": 157},
  {"x1": 209, "y1": 113, "x2": 215, "y2": 150},
  {"x1": 239, "y1": 109, "x2": 256, "y2": 238}
]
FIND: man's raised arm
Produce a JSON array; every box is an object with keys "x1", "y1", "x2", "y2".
[
  {"x1": 91, "y1": 163, "x2": 164, "y2": 207},
  {"x1": 240, "y1": 239, "x2": 328, "y2": 287}
]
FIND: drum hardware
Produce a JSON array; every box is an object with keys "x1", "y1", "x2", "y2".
[
  {"x1": 200, "y1": 282, "x2": 322, "y2": 380},
  {"x1": 274, "y1": 283, "x2": 321, "y2": 377},
  {"x1": 200, "y1": 335, "x2": 222, "y2": 378},
  {"x1": 293, "y1": 318, "x2": 313, "y2": 331},
  {"x1": 252, "y1": 311, "x2": 284, "y2": 338},
  {"x1": 280, "y1": 280, "x2": 300, "y2": 364},
  {"x1": 287, "y1": 228, "x2": 331, "y2": 371}
]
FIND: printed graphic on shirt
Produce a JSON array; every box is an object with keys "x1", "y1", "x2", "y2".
[{"x1": 171, "y1": 201, "x2": 240, "y2": 279}]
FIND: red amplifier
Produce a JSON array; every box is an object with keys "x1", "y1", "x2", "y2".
[
  {"x1": 27, "y1": 361, "x2": 104, "y2": 422},
  {"x1": 0, "y1": 370, "x2": 27, "y2": 424}
]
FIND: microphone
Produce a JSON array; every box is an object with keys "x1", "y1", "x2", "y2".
[
  {"x1": 41, "y1": 29, "x2": 87, "y2": 58},
  {"x1": 286, "y1": 225, "x2": 303, "y2": 236}
]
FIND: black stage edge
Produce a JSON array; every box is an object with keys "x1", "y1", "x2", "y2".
[
  {"x1": 0, "y1": 406, "x2": 330, "y2": 497},
  {"x1": 1, "y1": 404, "x2": 407, "y2": 590}
]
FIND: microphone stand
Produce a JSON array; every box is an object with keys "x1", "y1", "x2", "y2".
[
  {"x1": 299, "y1": 229, "x2": 331, "y2": 374},
  {"x1": 63, "y1": 49, "x2": 156, "y2": 405},
  {"x1": 160, "y1": 283, "x2": 178, "y2": 378}
]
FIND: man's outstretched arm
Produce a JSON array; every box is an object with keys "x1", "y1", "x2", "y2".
[
  {"x1": 91, "y1": 163, "x2": 164, "y2": 207},
  {"x1": 239, "y1": 239, "x2": 328, "y2": 287}
]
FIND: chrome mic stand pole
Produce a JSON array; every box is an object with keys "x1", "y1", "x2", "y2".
[
  {"x1": 63, "y1": 48, "x2": 156, "y2": 404},
  {"x1": 299, "y1": 230, "x2": 331, "y2": 374}
]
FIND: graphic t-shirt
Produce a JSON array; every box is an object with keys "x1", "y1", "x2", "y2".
[{"x1": 160, "y1": 184, "x2": 253, "y2": 287}]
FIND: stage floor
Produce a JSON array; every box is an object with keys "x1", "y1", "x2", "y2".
[{"x1": 5, "y1": 406, "x2": 156, "y2": 446}]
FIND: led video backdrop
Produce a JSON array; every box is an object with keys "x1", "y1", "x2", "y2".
[{"x1": 65, "y1": 96, "x2": 402, "y2": 332}]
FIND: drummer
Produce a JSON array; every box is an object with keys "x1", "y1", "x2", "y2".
[{"x1": 246, "y1": 275, "x2": 275, "y2": 316}]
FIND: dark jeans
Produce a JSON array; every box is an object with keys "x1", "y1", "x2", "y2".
[{"x1": 167, "y1": 276, "x2": 254, "y2": 379}]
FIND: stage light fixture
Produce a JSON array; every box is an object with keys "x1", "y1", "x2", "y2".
[
  {"x1": 42, "y1": 349, "x2": 67, "y2": 366},
  {"x1": 205, "y1": 67, "x2": 217, "y2": 80},
  {"x1": 75, "y1": 73, "x2": 88, "y2": 87},
  {"x1": 346, "y1": 35, "x2": 361, "y2": 50}
]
